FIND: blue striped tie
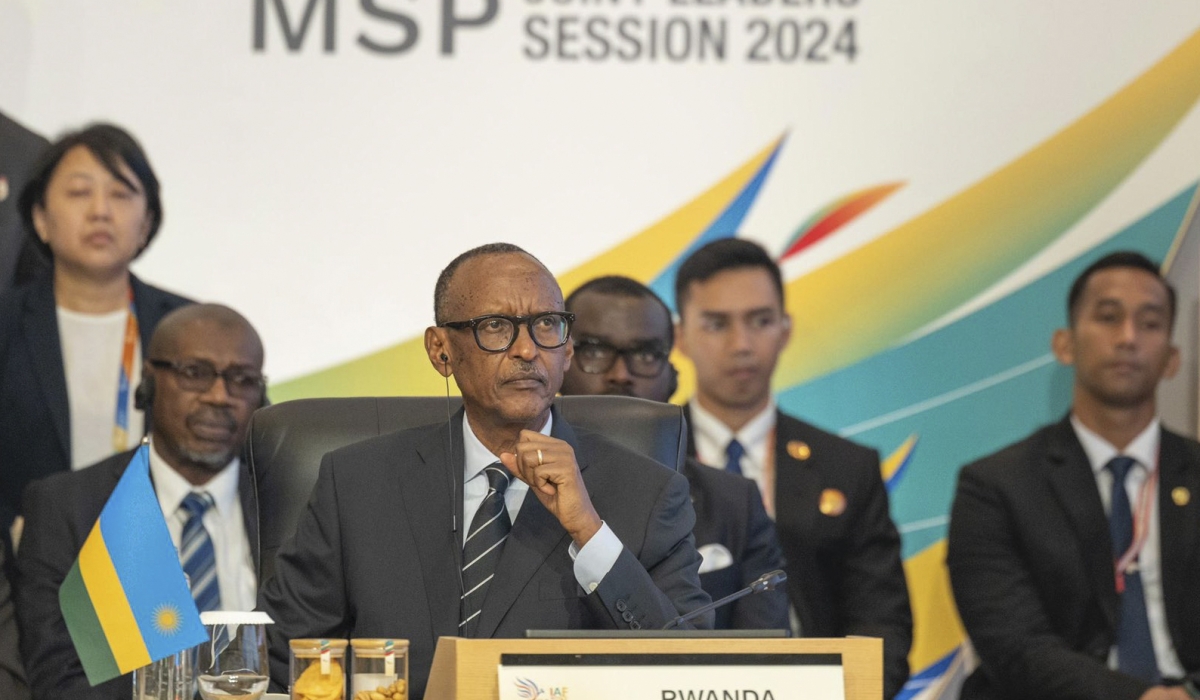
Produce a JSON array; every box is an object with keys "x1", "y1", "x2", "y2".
[
  {"x1": 180, "y1": 492, "x2": 221, "y2": 613},
  {"x1": 460, "y1": 463, "x2": 512, "y2": 637}
]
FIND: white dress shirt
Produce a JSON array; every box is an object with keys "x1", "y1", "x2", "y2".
[
  {"x1": 1070, "y1": 416, "x2": 1184, "y2": 678},
  {"x1": 689, "y1": 398, "x2": 777, "y2": 507},
  {"x1": 148, "y1": 441, "x2": 257, "y2": 611},
  {"x1": 57, "y1": 306, "x2": 144, "y2": 469},
  {"x1": 461, "y1": 413, "x2": 621, "y2": 593}
]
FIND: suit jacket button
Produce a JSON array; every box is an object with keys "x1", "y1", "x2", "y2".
[
  {"x1": 630, "y1": 620, "x2": 641, "y2": 630},
  {"x1": 622, "y1": 611, "x2": 634, "y2": 623},
  {"x1": 616, "y1": 600, "x2": 627, "y2": 612}
]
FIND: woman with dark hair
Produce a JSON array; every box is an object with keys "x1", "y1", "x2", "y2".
[{"x1": 0, "y1": 123, "x2": 193, "y2": 539}]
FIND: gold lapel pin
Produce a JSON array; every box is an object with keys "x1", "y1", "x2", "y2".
[
  {"x1": 819, "y1": 488, "x2": 846, "y2": 517},
  {"x1": 1172, "y1": 487, "x2": 1190, "y2": 507},
  {"x1": 787, "y1": 440, "x2": 811, "y2": 461},
  {"x1": 0, "y1": 176, "x2": 8, "y2": 203}
]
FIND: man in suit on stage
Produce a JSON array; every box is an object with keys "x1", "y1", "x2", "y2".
[
  {"x1": 559, "y1": 274, "x2": 789, "y2": 630},
  {"x1": 16, "y1": 304, "x2": 265, "y2": 700},
  {"x1": 948, "y1": 251, "x2": 1200, "y2": 700},
  {"x1": 259, "y1": 244, "x2": 711, "y2": 699},
  {"x1": 674, "y1": 238, "x2": 912, "y2": 699}
]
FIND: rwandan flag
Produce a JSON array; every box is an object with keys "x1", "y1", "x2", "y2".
[{"x1": 58, "y1": 443, "x2": 208, "y2": 685}]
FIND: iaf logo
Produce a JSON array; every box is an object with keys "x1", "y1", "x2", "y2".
[{"x1": 514, "y1": 677, "x2": 569, "y2": 699}]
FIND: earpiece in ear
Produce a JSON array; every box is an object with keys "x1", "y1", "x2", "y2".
[
  {"x1": 440, "y1": 354, "x2": 449, "y2": 363},
  {"x1": 134, "y1": 375, "x2": 156, "y2": 411}
]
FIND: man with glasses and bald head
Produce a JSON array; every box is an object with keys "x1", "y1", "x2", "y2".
[
  {"x1": 16, "y1": 303, "x2": 265, "y2": 700},
  {"x1": 259, "y1": 243, "x2": 711, "y2": 700}
]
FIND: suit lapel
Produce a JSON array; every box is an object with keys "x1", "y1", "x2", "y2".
[
  {"x1": 682, "y1": 461, "x2": 710, "y2": 523},
  {"x1": 773, "y1": 411, "x2": 820, "y2": 523},
  {"x1": 237, "y1": 460, "x2": 261, "y2": 579},
  {"x1": 1156, "y1": 428, "x2": 1199, "y2": 650},
  {"x1": 406, "y1": 416, "x2": 467, "y2": 640},
  {"x1": 1045, "y1": 418, "x2": 1118, "y2": 629},
  {"x1": 24, "y1": 275, "x2": 70, "y2": 461},
  {"x1": 771, "y1": 412, "x2": 820, "y2": 626},
  {"x1": 683, "y1": 405, "x2": 698, "y2": 459},
  {"x1": 130, "y1": 274, "x2": 171, "y2": 349},
  {"x1": 474, "y1": 410, "x2": 576, "y2": 638}
]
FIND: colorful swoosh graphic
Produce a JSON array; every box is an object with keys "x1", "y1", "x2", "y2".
[
  {"x1": 779, "y1": 182, "x2": 904, "y2": 261},
  {"x1": 772, "y1": 25, "x2": 1200, "y2": 392},
  {"x1": 881, "y1": 435, "x2": 918, "y2": 492}
]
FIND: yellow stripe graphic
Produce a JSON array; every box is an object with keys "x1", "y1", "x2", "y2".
[
  {"x1": 78, "y1": 524, "x2": 151, "y2": 672},
  {"x1": 558, "y1": 136, "x2": 784, "y2": 296},
  {"x1": 904, "y1": 539, "x2": 966, "y2": 673},
  {"x1": 881, "y1": 435, "x2": 917, "y2": 483}
]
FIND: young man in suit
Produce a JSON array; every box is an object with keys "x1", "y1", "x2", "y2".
[
  {"x1": 674, "y1": 238, "x2": 912, "y2": 699},
  {"x1": 948, "y1": 251, "x2": 1200, "y2": 700},
  {"x1": 16, "y1": 304, "x2": 265, "y2": 700},
  {"x1": 560, "y1": 275, "x2": 789, "y2": 630},
  {"x1": 259, "y1": 244, "x2": 711, "y2": 699}
]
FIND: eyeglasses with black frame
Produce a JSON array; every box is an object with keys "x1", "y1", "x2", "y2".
[
  {"x1": 438, "y1": 312, "x2": 575, "y2": 353},
  {"x1": 148, "y1": 359, "x2": 267, "y2": 400},
  {"x1": 573, "y1": 338, "x2": 670, "y2": 378}
]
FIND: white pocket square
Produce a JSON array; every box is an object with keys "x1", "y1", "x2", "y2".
[{"x1": 697, "y1": 543, "x2": 734, "y2": 574}]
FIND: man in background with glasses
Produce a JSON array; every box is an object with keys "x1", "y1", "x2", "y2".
[
  {"x1": 16, "y1": 303, "x2": 265, "y2": 700},
  {"x1": 259, "y1": 243, "x2": 711, "y2": 699},
  {"x1": 560, "y1": 275, "x2": 789, "y2": 631}
]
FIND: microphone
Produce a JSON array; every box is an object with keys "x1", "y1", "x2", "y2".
[
  {"x1": 444, "y1": 366, "x2": 465, "y2": 598},
  {"x1": 661, "y1": 569, "x2": 786, "y2": 630}
]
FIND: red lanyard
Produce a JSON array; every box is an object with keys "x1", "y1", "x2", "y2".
[{"x1": 1114, "y1": 453, "x2": 1158, "y2": 594}]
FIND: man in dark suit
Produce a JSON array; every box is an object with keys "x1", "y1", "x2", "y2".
[
  {"x1": 16, "y1": 304, "x2": 265, "y2": 700},
  {"x1": 948, "y1": 251, "x2": 1200, "y2": 700},
  {"x1": 0, "y1": 111, "x2": 49, "y2": 293},
  {"x1": 560, "y1": 274, "x2": 789, "y2": 630},
  {"x1": 674, "y1": 238, "x2": 912, "y2": 699},
  {"x1": 259, "y1": 244, "x2": 711, "y2": 699}
]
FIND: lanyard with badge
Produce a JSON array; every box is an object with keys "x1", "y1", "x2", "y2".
[
  {"x1": 112, "y1": 287, "x2": 139, "y2": 452},
  {"x1": 1113, "y1": 453, "x2": 1157, "y2": 594}
]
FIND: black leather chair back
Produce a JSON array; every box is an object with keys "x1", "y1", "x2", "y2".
[{"x1": 248, "y1": 395, "x2": 686, "y2": 582}]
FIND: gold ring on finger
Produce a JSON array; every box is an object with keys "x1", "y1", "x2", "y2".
[{"x1": 537, "y1": 449, "x2": 544, "y2": 466}]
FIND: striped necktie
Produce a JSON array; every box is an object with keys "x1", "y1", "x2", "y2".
[
  {"x1": 460, "y1": 463, "x2": 512, "y2": 637},
  {"x1": 1105, "y1": 456, "x2": 1158, "y2": 682},
  {"x1": 180, "y1": 492, "x2": 221, "y2": 612}
]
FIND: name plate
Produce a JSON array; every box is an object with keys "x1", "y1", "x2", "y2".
[{"x1": 498, "y1": 653, "x2": 844, "y2": 700}]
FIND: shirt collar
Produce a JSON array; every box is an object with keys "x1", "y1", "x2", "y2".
[
  {"x1": 1069, "y1": 415, "x2": 1160, "y2": 476},
  {"x1": 148, "y1": 439, "x2": 242, "y2": 517},
  {"x1": 462, "y1": 411, "x2": 554, "y2": 483},
  {"x1": 689, "y1": 397, "x2": 776, "y2": 449}
]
